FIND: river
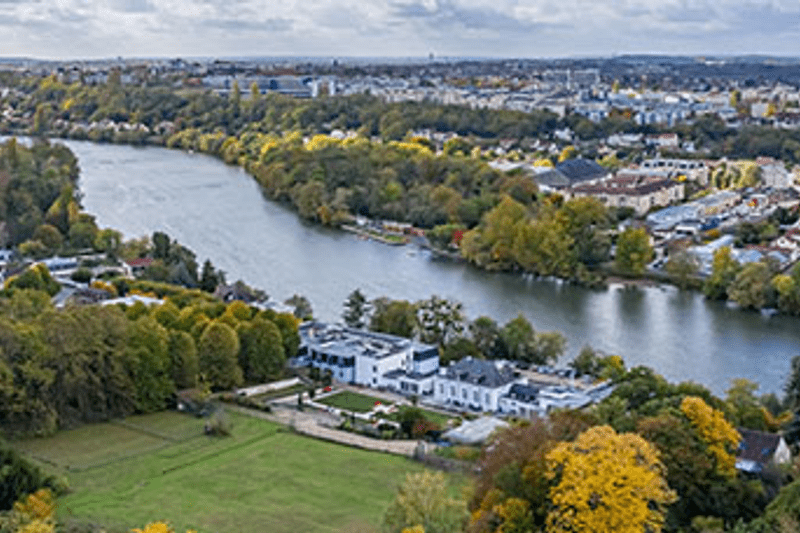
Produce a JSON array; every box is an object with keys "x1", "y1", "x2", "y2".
[{"x1": 63, "y1": 139, "x2": 799, "y2": 396}]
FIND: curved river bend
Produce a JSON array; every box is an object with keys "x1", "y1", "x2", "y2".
[{"x1": 65, "y1": 140, "x2": 799, "y2": 395}]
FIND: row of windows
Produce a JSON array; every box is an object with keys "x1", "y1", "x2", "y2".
[{"x1": 439, "y1": 384, "x2": 490, "y2": 405}]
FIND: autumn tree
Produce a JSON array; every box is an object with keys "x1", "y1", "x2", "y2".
[
  {"x1": 680, "y1": 396, "x2": 741, "y2": 478},
  {"x1": 614, "y1": 227, "x2": 653, "y2": 276},
  {"x1": 383, "y1": 471, "x2": 467, "y2": 533},
  {"x1": 545, "y1": 425, "x2": 677, "y2": 533},
  {"x1": 703, "y1": 246, "x2": 741, "y2": 300}
]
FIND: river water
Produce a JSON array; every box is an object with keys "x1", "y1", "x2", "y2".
[{"x1": 64, "y1": 139, "x2": 800, "y2": 395}]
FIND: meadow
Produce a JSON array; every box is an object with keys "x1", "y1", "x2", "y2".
[{"x1": 14, "y1": 411, "x2": 427, "y2": 533}]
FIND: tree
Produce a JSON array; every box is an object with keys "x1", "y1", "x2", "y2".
[
  {"x1": 545, "y1": 425, "x2": 677, "y2": 533},
  {"x1": 469, "y1": 316, "x2": 503, "y2": 359},
  {"x1": 727, "y1": 261, "x2": 777, "y2": 310},
  {"x1": 415, "y1": 295, "x2": 465, "y2": 346},
  {"x1": 665, "y1": 250, "x2": 700, "y2": 289},
  {"x1": 343, "y1": 289, "x2": 370, "y2": 329},
  {"x1": 703, "y1": 246, "x2": 741, "y2": 300},
  {"x1": 785, "y1": 355, "x2": 800, "y2": 412},
  {"x1": 370, "y1": 298, "x2": 417, "y2": 338},
  {"x1": 680, "y1": 396, "x2": 741, "y2": 479},
  {"x1": 198, "y1": 320, "x2": 243, "y2": 390},
  {"x1": 615, "y1": 227, "x2": 653, "y2": 276},
  {"x1": 127, "y1": 316, "x2": 173, "y2": 413},
  {"x1": 285, "y1": 294, "x2": 313, "y2": 321},
  {"x1": 167, "y1": 330, "x2": 199, "y2": 389},
  {"x1": 237, "y1": 317, "x2": 285, "y2": 383},
  {"x1": 557, "y1": 145, "x2": 577, "y2": 162},
  {"x1": 383, "y1": 471, "x2": 467, "y2": 533},
  {"x1": 500, "y1": 314, "x2": 536, "y2": 363},
  {"x1": 726, "y1": 378, "x2": 768, "y2": 430},
  {"x1": 199, "y1": 259, "x2": 223, "y2": 292}
]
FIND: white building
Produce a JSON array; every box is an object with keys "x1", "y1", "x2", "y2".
[
  {"x1": 432, "y1": 357, "x2": 518, "y2": 412},
  {"x1": 297, "y1": 322, "x2": 439, "y2": 394}
]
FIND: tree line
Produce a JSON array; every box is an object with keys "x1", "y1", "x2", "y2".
[
  {"x1": 0, "y1": 285, "x2": 299, "y2": 438},
  {"x1": 343, "y1": 290, "x2": 566, "y2": 366}
]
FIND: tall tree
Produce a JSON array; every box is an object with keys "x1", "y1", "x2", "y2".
[
  {"x1": 342, "y1": 288, "x2": 369, "y2": 329},
  {"x1": 198, "y1": 320, "x2": 243, "y2": 390}
]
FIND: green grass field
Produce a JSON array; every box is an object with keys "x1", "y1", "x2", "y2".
[
  {"x1": 316, "y1": 391, "x2": 390, "y2": 413},
  {"x1": 15, "y1": 411, "x2": 429, "y2": 533}
]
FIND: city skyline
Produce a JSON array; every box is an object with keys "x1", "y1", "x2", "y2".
[{"x1": 1, "y1": 0, "x2": 799, "y2": 60}]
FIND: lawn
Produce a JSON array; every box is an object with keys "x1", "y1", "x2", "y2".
[
  {"x1": 316, "y1": 391, "x2": 390, "y2": 413},
  {"x1": 15, "y1": 411, "x2": 429, "y2": 533}
]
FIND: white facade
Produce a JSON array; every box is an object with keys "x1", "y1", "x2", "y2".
[
  {"x1": 298, "y1": 323, "x2": 439, "y2": 392},
  {"x1": 431, "y1": 358, "x2": 518, "y2": 413}
]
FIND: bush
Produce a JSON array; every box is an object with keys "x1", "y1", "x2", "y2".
[{"x1": 204, "y1": 410, "x2": 233, "y2": 437}]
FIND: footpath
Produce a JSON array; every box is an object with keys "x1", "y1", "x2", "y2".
[{"x1": 224, "y1": 402, "x2": 426, "y2": 457}]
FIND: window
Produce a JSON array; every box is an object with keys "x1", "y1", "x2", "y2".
[
  {"x1": 440, "y1": 384, "x2": 444, "y2": 394},
  {"x1": 372, "y1": 365, "x2": 377, "y2": 373},
  {"x1": 485, "y1": 393, "x2": 490, "y2": 404},
  {"x1": 473, "y1": 391, "x2": 479, "y2": 402},
  {"x1": 450, "y1": 386, "x2": 456, "y2": 396},
  {"x1": 462, "y1": 389, "x2": 467, "y2": 399}
]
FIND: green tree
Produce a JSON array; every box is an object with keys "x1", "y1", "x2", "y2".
[
  {"x1": 167, "y1": 330, "x2": 199, "y2": 390},
  {"x1": 285, "y1": 294, "x2": 313, "y2": 321},
  {"x1": 127, "y1": 316, "x2": 173, "y2": 413},
  {"x1": 198, "y1": 320, "x2": 243, "y2": 390},
  {"x1": 370, "y1": 298, "x2": 417, "y2": 339},
  {"x1": 665, "y1": 250, "x2": 700, "y2": 289},
  {"x1": 237, "y1": 317, "x2": 285, "y2": 383},
  {"x1": 727, "y1": 261, "x2": 777, "y2": 310},
  {"x1": 615, "y1": 228, "x2": 653, "y2": 276},
  {"x1": 343, "y1": 288, "x2": 370, "y2": 329}
]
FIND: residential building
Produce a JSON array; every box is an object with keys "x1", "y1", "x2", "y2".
[
  {"x1": 567, "y1": 174, "x2": 685, "y2": 216},
  {"x1": 432, "y1": 357, "x2": 518, "y2": 412},
  {"x1": 297, "y1": 322, "x2": 439, "y2": 394},
  {"x1": 735, "y1": 429, "x2": 792, "y2": 473}
]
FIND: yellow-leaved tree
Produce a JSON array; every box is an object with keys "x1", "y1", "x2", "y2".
[
  {"x1": 131, "y1": 522, "x2": 196, "y2": 533},
  {"x1": 680, "y1": 396, "x2": 741, "y2": 478},
  {"x1": 545, "y1": 425, "x2": 677, "y2": 533}
]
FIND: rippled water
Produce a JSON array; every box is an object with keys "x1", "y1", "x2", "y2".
[{"x1": 65, "y1": 140, "x2": 800, "y2": 395}]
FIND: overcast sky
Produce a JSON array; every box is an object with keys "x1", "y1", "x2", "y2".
[{"x1": 1, "y1": 0, "x2": 799, "y2": 60}]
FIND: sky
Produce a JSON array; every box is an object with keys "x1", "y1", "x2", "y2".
[{"x1": 1, "y1": 0, "x2": 799, "y2": 60}]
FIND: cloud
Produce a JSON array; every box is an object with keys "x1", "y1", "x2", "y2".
[
  {"x1": 106, "y1": 0, "x2": 156, "y2": 13},
  {"x1": 390, "y1": 0, "x2": 549, "y2": 33},
  {"x1": 0, "y1": 0, "x2": 798, "y2": 58},
  {"x1": 201, "y1": 17, "x2": 294, "y2": 32}
]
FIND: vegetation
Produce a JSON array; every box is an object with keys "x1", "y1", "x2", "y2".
[
  {"x1": 0, "y1": 284, "x2": 298, "y2": 438},
  {"x1": 316, "y1": 391, "x2": 389, "y2": 413},
  {"x1": 11, "y1": 411, "x2": 427, "y2": 533}
]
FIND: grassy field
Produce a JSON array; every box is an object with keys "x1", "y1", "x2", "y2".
[
  {"x1": 15, "y1": 411, "x2": 430, "y2": 533},
  {"x1": 316, "y1": 391, "x2": 390, "y2": 413}
]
